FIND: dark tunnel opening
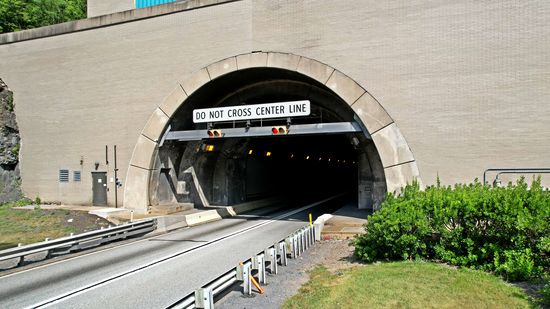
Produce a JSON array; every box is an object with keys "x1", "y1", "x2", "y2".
[{"x1": 242, "y1": 134, "x2": 358, "y2": 200}]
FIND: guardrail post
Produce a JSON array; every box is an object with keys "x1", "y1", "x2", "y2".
[
  {"x1": 255, "y1": 254, "x2": 266, "y2": 285},
  {"x1": 266, "y1": 247, "x2": 277, "y2": 275},
  {"x1": 194, "y1": 287, "x2": 213, "y2": 309},
  {"x1": 278, "y1": 241, "x2": 287, "y2": 266},
  {"x1": 285, "y1": 237, "x2": 294, "y2": 259},
  {"x1": 300, "y1": 231, "x2": 304, "y2": 253},
  {"x1": 236, "y1": 263, "x2": 252, "y2": 296},
  {"x1": 44, "y1": 239, "x2": 51, "y2": 259},
  {"x1": 293, "y1": 234, "x2": 299, "y2": 257},
  {"x1": 303, "y1": 228, "x2": 308, "y2": 250}
]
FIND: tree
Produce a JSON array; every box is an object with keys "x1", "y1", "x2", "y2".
[
  {"x1": 0, "y1": 0, "x2": 87, "y2": 34},
  {"x1": 0, "y1": 0, "x2": 28, "y2": 33}
]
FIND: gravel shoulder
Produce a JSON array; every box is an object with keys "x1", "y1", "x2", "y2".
[{"x1": 216, "y1": 239, "x2": 362, "y2": 309}]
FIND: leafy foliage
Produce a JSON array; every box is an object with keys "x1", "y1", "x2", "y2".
[
  {"x1": 0, "y1": 0, "x2": 86, "y2": 34},
  {"x1": 353, "y1": 177, "x2": 550, "y2": 281}
]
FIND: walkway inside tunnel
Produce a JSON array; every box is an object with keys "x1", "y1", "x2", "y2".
[{"x1": 147, "y1": 66, "x2": 388, "y2": 212}]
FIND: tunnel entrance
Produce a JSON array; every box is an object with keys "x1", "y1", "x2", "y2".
[
  {"x1": 123, "y1": 53, "x2": 421, "y2": 214},
  {"x1": 148, "y1": 66, "x2": 386, "y2": 211}
]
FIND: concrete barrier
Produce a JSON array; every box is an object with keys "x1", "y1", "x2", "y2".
[{"x1": 313, "y1": 214, "x2": 333, "y2": 241}]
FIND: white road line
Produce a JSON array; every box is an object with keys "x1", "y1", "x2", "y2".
[
  {"x1": 0, "y1": 201, "x2": 281, "y2": 279},
  {"x1": 28, "y1": 194, "x2": 343, "y2": 309}
]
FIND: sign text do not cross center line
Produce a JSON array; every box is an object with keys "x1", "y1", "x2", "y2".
[{"x1": 192, "y1": 100, "x2": 311, "y2": 123}]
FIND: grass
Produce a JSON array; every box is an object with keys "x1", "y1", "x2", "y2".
[
  {"x1": 0, "y1": 201, "x2": 102, "y2": 250},
  {"x1": 283, "y1": 262, "x2": 535, "y2": 309}
]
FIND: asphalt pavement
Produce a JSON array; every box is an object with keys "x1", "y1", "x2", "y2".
[{"x1": 0, "y1": 194, "x2": 348, "y2": 308}]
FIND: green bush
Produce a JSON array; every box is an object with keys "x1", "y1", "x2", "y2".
[
  {"x1": 541, "y1": 279, "x2": 550, "y2": 305},
  {"x1": 494, "y1": 249, "x2": 537, "y2": 281},
  {"x1": 353, "y1": 177, "x2": 550, "y2": 281}
]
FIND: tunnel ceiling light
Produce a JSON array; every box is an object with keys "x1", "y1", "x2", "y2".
[
  {"x1": 319, "y1": 157, "x2": 322, "y2": 161},
  {"x1": 306, "y1": 155, "x2": 310, "y2": 160},
  {"x1": 266, "y1": 151, "x2": 272, "y2": 157}
]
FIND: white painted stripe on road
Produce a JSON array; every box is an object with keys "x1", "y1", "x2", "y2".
[
  {"x1": 28, "y1": 194, "x2": 344, "y2": 309},
  {"x1": 0, "y1": 201, "x2": 280, "y2": 279}
]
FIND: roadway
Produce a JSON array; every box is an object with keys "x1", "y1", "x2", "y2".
[{"x1": 0, "y1": 194, "x2": 348, "y2": 308}]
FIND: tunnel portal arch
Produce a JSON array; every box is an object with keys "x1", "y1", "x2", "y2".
[{"x1": 123, "y1": 52, "x2": 421, "y2": 214}]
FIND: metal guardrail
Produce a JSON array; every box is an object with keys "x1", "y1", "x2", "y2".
[
  {"x1": 0, "y1": 219, "x2": 157, "y2": 267},
  {"x1": 483, "y1": 168, "x2": 550, "y2": 185},
  {"x1": 168, "y1": 224, "x2": 316, "y2": 309}
]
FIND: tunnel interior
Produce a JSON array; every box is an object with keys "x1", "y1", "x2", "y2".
[{"x1": 149, "y1": 67, "x2": 387, "y2": 210}]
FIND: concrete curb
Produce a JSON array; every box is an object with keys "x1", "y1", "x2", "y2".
[{"x1": 155, "y1": 198, "x2": 283, "y2": 233}]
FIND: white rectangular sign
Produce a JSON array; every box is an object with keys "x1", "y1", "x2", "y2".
[{"x1": 193, "y1": 100, "x2": 311, "y2": 123}]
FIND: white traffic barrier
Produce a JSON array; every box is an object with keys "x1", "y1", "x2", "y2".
[
  {"x1": 174, "y1": 224, "x2": 318, "y2": 309},
  {"x1": 313, "y1": 214, "x2": 333, "y2": 241}
]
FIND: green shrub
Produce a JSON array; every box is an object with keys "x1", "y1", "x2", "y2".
[
  {"x1": 541, "y1": 279, "x2": 550, "y2": 305},
  {"x1": 494, "y1": 249, "x2": 537, "y2": 281},
  {"x1": 353, "y1": 177, "x2": 550, "y2": 281}
]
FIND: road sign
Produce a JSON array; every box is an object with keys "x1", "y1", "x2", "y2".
[{"x1": 192, "y1": 100, "x2": 310, "y2": 123}]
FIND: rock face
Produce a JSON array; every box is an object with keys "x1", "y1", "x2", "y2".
[{"x1": 0, "y1": 79, "x2": 22, "y2": 203}]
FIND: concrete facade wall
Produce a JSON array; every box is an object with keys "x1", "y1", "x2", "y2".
[
  {"x1": 88, "y1": 0, "x2": 135, "y2": 18},
  {"x1": 0, "y1": 0, "x2": 548, "y2": 206}
]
